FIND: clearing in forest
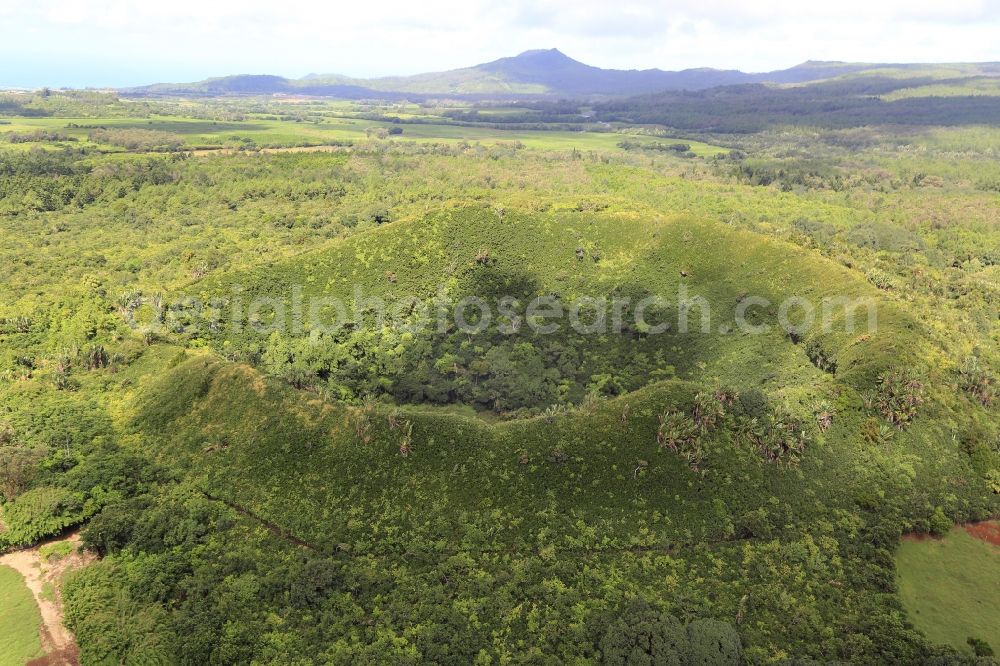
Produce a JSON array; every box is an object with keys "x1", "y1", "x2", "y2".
[{"x1": 897, "y1": 525, "x2": 1000, "y2": 655}]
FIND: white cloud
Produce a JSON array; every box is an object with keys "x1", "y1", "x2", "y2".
[{"x1": 3, "y1": 0, "x2": 1000, "y2": 86}]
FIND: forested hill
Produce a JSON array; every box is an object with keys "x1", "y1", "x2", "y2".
[
  {"x1": 122, "y1": 49, "x2": 1000, "y2": 99},
  {"x1": 596, "y1": 74, "x2": 1000, "y2": 131}
]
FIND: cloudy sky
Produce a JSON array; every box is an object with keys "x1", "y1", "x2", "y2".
[{"x1": 3, "y1": 0, "x2": 1000, "y2": 87}]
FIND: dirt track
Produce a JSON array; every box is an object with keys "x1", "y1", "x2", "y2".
[{"x1": 0, "y1": 533, "x2": 92, "y2": 666}]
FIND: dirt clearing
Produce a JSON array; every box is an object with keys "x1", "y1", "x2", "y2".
[{"x1": 0, "y1": 533, "x2": 94, "y2": 666}]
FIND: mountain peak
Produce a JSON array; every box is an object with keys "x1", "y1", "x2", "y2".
[
  {"x1": 488, "y1": 48, "x2": 583, "y2": 68},
  {"x1": 478, "y1": 48, "x2": 590, "y2": 77},
  {"x1": 514, "y1": 48, "x2": 568, "y2": 58}
]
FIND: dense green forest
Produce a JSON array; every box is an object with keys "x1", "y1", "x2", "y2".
[{"x1": 0, "y1": 82, "x2": 997, "y2": 664}]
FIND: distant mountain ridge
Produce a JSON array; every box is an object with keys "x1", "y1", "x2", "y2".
[{"x1": 124, "y1": 49, "x2": 1000, "y2": 99}]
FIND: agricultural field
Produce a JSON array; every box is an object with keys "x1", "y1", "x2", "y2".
[
  {"x1": 0, "y1": 105, "x2": 727, "y2": 156},
  {"x1": 0, "y1": 81, "x2": 997, "y2": 664},
  {"x1": 0, "y1": 564, "x2": 42, "y2": 665}
]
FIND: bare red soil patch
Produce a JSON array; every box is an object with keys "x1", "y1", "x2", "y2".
[{"x1": 964, "y1": 520, "x2": 1000, "y2": 547}]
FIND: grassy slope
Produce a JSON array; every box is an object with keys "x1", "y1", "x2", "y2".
[
  {"x1": 172, "y1": 205, "x2": 970, "y2": 553},
  {"x1": 896, "y1": 529, "x2": 1000, "y2": 652},
  {"x1": 0, "y1": 564, "x2": 42, "y2": 665},
  {"x1": 883, "y1": 77, "x2": 1000, "y2": 101},
  {"x1": 194, "y1": 206, "x2": 921, "y2": 393},
  {"x1": 111, "y1": 335, "x2": 992, "y2": 659},
  {"x1": 122, "y1": 207, "x2": 991, "y2": 658},
  {"x1": 121, "y1": 348, "x2": 912, "y2": 550}
]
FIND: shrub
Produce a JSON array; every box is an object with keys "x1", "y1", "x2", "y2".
[
  {"x1": 792, "y1": 217, "x2": 837, "y2": 244},
  {"x1": 686, "y1": 618, "x2": 742, "y2": 665},
  {"x1": 867, "y1": 268, "x2": 896, "y2": 291},
  {"x1": 83, "y1": 344, "x2": 110, "y2": 370},
  {"x1": 0, "y1": 486, "x2": 82, "y2": 547},
  {"x1": 600, "y1": 609, "x2": 687, "y2": 665},
  {"x1": 692, "y1": 391, "x2": 725, "y2": 432},
  {"x1": 967, "y1": 637, "x2": 995, "y2": 657},
  {"x1": 599, "y1": 604, "x2": 742, "y2": 666},
  {"x1": 758, "y1": 412, "x2": 807, "y2": 464},
  {"x1": 928, "y1": 506, "x2": 952, "y2": 536},
  {"x1": 81, "y1": 502, "x2": 139, "y2": 556},
  {"x1": 846, "y1": 221, "x2": 924, "y2": 253},
  {"x1": 735, "y1": 508, "x2": 774, "y2": 539},
  {"x1": 735, "y1": 388, "x2": 769, "y2": 420},
  {"x1": 958, "y1": 356, "x2": 996, "y2": 407},
  {"x1": 88, "y1": 128, "x2": 183, "y2": 151},
  {"x1": 657, "y1": 411, "x2": 699, "y2": 453},
  {"x1": 39, "y1": 540, "x2": 75, "y2": 562},
  {"x1": 813, "y1": 400, "x2": 835, "y2": 432},
  {"x1": 0, "y1": 446, "x2": 43, "y2": 501},
  {"x1": 6, "y1": 130, "x2": 75, "y2": 143},
  {"x1": 63, "y1": 561, "x2": 176, "y2": 664},
  {"x1": 875, "y1": 369, "x2": 925, "y2": 428},
  {"x1": 735, "y1": 410, "x2": 807, "y2": 465}
]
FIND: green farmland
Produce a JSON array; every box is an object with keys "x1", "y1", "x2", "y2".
[{"x1": 0, "y1": 565, "x2": 42, "y2": 665}]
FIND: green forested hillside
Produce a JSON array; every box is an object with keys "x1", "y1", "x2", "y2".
[
  {"x1": 190, "y1": 207, "x2": 919, "y2": 408},
  {"x1": 0, "y1": 91, "x2": 997, "y2": 663}
]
